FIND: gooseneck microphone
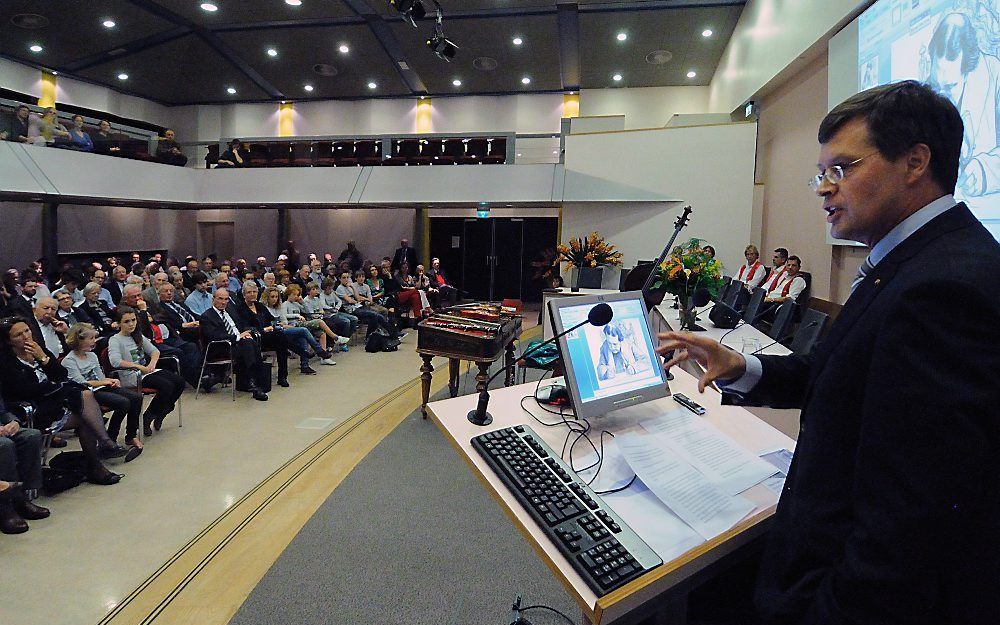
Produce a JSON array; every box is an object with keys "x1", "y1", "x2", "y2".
[
  {"x1": 466, "y1": 302, "x2": 614, "y2": 426},
  {"x1": 750, "y1": 320, "x2": 819, "y2": 354},
  {"x1": 718, "y1": 304, "x2": 778, "y2": 345}
]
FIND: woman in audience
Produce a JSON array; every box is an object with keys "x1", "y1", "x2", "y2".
[
  {"x1": 0, "y1": 317, "x2": 127, "y2": 485},
  {"x1": 353, "y1": 271, "x2": 388, "y2": 315},
  {"x1": 66, "y1": 115, "x2": 94, "y2": 152},
  {"x1": 76, "y1": 282, "x2": 118, "y2": 337},
  {"x1": 30, "y1": 108, "x2": 70, "y2": 146},
  {"x1": 413, "y1": 264, "x2": 441, "y2": 310},
  {"x1": 63, "y1": 324, "x2": 143, "y2": 455},
  {"x1": 108, "y1": 307, "x2": 185, "y2": 437},
  {"x1": 366, "y1": 265, "x2": 388, "y2": 308},
  {"x1": 703, "y1": 245, "x2": 716, "y2": 260},
  {"x1": 54, "y1": 291, "x2": 81, "y2": 325},
  {"x1": 276, "y1": 270, "x2": 292, "y2": 294},
  {"x1": 394, "y1": 262, "x2": 431, "y2": 319},
  {"x1": 261, "y1": 287, "x2": 336, "y2": 366}
]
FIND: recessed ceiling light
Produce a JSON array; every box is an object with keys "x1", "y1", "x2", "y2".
[
  {"x1": 267, "y1": 48, "x2": 278, "y2": 57},
  {"x1": 552, "y1": 150, "x2": 558, "y2": 154},
  {"x1": 419, "y1": 95, "x2": 426, "y2": 100},
  {"x1": 339, "y1": 44, "x2": 349, "y2": 54},
  {"x1": 117, "y1": 73, "x2": 129, "y2": 80},
  {"x1": 686, "y1": 70, "x2": 697, "y2": 78},
  {"x1": 367, "y1": 81, "x2": 377, "y2": 89},
  {"x1": 200, "y1": 3, "x2": 218, "y2": 12},
  {"x1": 702, "y1": 29, "x2": 713, "y2": 37},
  {"x1": 103, "y1": 19, "x2": 116, "y2": 28},
  {"x1": 227, "y1": 86, "x2": 237, "y2": 94},
  {"x1": 616, "y1": 32, "x2": 627, "y2": 42},
  {"x1": 285, "y1": 0, "x2": 302, "y2": 5},
  {"x1": 521, "y1": 76, "x2": 531, "y2": 85},
  {"x1": 612, "y1": 73, "x2": 623, "y2": 82},
  {"x1": 516, "y1": 153, "x2": 522, "y2": 157},
  {"x1": 51, "y1": 71, "x2": 58, "y2": 75},
  {"x1": 452, "y1": 79, "x2": 462, "y2": 87},
  {"x1": 29, "y1": 44, "x2": 43, "y2": 53},
  {"x1": 304, "y1": 84, "x2": 313, "y2": 92},
  {"x1": 512, "y1": 37, "x2": 523, "y2": 46}
]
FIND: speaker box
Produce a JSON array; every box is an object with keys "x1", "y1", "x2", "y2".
[{"x1": 709, "y1": 301, "x2": 742, "y2": 329}]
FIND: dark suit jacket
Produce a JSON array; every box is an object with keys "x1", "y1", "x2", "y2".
[
  {"x1": 0, "y1": 344, "x2": 66, "y2": 405},
  {"x1": 742, "y1": 205, "x2": 1000, "y2": 625},
  {"x1": 391, "y1": 246, "x2": 418, "y2": 272},
  {"x1": 5, "y1": 294, "x2": 34, "y2": 321},
  {"x1": 107, "y1": 281, "x2": 127, "y2": 306},
  {"x1": 74, "y1": 299, "x2": 118, "y2": 335},
  {"x1": 153, "y1": 300, "x2": 199, "y2": 335},
  {"x1": 199, "y1": 305, "x2": 248, "y2": 344}
]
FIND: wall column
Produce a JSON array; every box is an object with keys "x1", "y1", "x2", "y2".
[
  {"x1": 276, "y1": 208, "x2": 289, "y2": 258},
  {"x1": 41, "y1": 202, "x2": 59, "y2": 279}
]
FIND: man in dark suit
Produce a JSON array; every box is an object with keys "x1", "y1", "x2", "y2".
[
  {"x1": 199, "y1": 288, "x2": 268, "y2": 401},
  {"x1": 390, "y1": 238, "x2": 418, "y2": 272},
  {"x1": 658, "y1": 81, "x2": 1000, "y2": 624},
  {"x1": 107, "y1": 265, "x2": 128, "y2": 306},
  {"x1": 5, "y1": 277, "x2": 38, "y2": 321}
]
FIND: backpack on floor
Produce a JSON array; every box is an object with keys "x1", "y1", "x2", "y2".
[
  {"x1": 365, "y1": 328, "x2": 399, "y2": 352},
  {"x1": 43, "y1": 450, "x2": 87, "y2": 495}
]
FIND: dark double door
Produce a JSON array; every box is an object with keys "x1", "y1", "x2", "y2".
[{"x1": 430, "y1": 216, "x2": 558, "y2": 302}]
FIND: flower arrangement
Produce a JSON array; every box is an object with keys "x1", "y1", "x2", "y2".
[
  {"x1": 556, "y1": 232, "x2": 624, "y2": 268},
  {"x1": 649, "y1": 238, "x2": 725, "y2": 329}
]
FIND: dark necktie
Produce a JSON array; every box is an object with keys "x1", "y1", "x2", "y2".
[
  {"x1": 169, "y1": 302, "x2": 193, "y2": 323},
  {"x1": 851, "y1": 256, "x2": 875, "y2": 295},
  {"x1": 220, "y1": 310, "x2": 238, "y2": 338}
]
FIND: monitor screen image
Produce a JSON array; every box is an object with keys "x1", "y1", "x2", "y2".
[
  {"x1": 549, "y1": 292, "x2": 670, "y2": 420},
  {"x1": 858, "y1": 0, "x2": 1000, "y2": 241}
]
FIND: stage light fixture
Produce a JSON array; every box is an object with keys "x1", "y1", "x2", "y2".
[
  {"x1": 391, "y1": 0, "x2": 426, "y2": 28},
  {"x1": 425, "y1": 2, "x2": 458, "y2": 62}
]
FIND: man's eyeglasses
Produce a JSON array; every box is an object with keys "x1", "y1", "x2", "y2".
[{"x1": 808, "y1": 152, "x2": 877, "y2": 191}]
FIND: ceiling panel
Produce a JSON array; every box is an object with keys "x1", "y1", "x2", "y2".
[
  {"x1": 0, "y1": 0, "x2": 174, "y2": 69},
  {"x1": 217, "y1": 25, "x2": 412, "y2": 98},
  {"x1": 151, "y1": 0, "x2": 357, "y2": 25},
  {"x1": 389, "y1": 13, "x2": 562, "y2": 94},
  {"x1": 77, "y1": 34, "x2": 269, "y2": 104},
  {"x1": 579, "y1": 5, "x2": 740, "y2": 89}
]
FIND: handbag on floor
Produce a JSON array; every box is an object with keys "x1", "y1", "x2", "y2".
[{"x1": 43, "y1": 451, "x2": 87, "y2": 495}]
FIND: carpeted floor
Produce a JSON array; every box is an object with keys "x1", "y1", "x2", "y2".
[{"x1": 228, "y1": 371, "x2": 585, "y2": 625}]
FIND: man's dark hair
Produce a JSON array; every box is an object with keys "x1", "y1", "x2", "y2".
[
  {"x1": 929, "y1": 13, "x2": 980, "y2": 76},
  {"x1": 788, "y1": 255, "x2": 802, "y2": 265},
  {"x1": 818, "y1": 80, "x2": 963, "y2": 194},
  {"x1": 774, "y1": 248, "x2": 789, "y2": 261},
  {"x1": 192, "y1": 271, "x2": 208, "y2": 285}
]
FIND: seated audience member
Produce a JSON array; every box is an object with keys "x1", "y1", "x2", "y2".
[
  {"x1": 152, "y1": 283, "x2": 201, "y2": 342},
  {"x1": 394, "y1": 263, "x2": 432, "y2": 319},
  {"x1": 108, "y1": 265, "x2": 128, "y2": 305},
  {"x1": 765, "y1": 255, "x2": 807, "y2": 303},
  {"x1": 336, "y1": 272, "x2": 400, "y2": 340},
  {"x1": 30, "y1": 107, "x2": 70, "y2": 146},
  {"x1": 292, "y1": 265, "x2": 313, "y2": 291},
  {"x1": 75, "y1": 282, "x2": 118, "y2": 337},
  {"x1": 156, "y1": 129, "x2": 188, "y2": 166},
  {"x1": 90, "y1": 268, "x2": 114, "y2": 306},
  {"x1": 54, "y1": 291, "x2": 82, "y2": 326},
  {"x1": 0, "y1": 317, "x2": 128, "y2": 485},
  {"x1": 30, "y1": 297, "x2": 68, "y2": 357},
  {"x1": 261, "y1": 287, "x2": 335, "y2": 367},
  {"x1": 276, "y1": 270, "x2": 292, "y2": 294},
  {"x1": 170, "y1": 272, "x2": 190, "y2": 303},
  {"x1": 181, "y1": 258, "x2": 200, "y2": 290},
  {"x1": 184, "y1": 272, "x2": 212, "y2": 316},
  {"x1": 66, "y1": 115, "x2": 93, "y2": 152},
  {"x1": 5, "y1": 277, "x2": 37, "y2": 320},
  {"x1": 413, "y1": 264, "x2": 440, "y2": 310},
  {"x1": 317, "y1": 279, "x2": 357, "y2": 345},
  {"x1": 338, "y1": 241, "x2": 363, "y2": 273},
  {"x1": 91, "y1": 120, "x2": 121, "y2": 155},
  {"x1": 366, "y1": 265, "x2": 389, "y2": 308},
  {"x1": 284, "y1": 284, "x2": 348, "y2": 349},
  {"x1": 118, "y1": 285, "x2": 202, "y2": 388},
  {"x1": 109, "y1": 308, "x2": 185, "y2": 436},
  {"x1": 143, "y1": 272, "x2": 170, "y2": 312},
  {"x1": 761, "y1": 247, "x2": 790, "y2": 293},
  {"x1": 199, "y1": 289, "x2": 268, "y2": 401},
  {"x1": 703, "y1": 245, "x2": 717, "y2": 259},
  {"x1": 426, "y1": 257, "x2": 458, "y2": 306},
  {"x1": 353, "y1": 271, "x2": 388, "y2": 315},
  {"x1": 1, "y1": 104, "x2": 32, "y2": 143},
  {"x1": 230, "y1": 282, "x2": 295, "y2": 385},
  {"x1": 261, "y1": 272, "x2": 277, "y2": 292},
  {"x1": 51, "y1": 271, "x2": 84, "y2": 305},
  {"x1": 217, "y1": 264, "x2": 241, "y2": 293},
  {"x1": 0, "y1": 392, "x2": 45, "y2": 535},
  {"x1": 736, "y1": 245, "x2": 767, "y2": 290},
  {"x1": 216, "y1": 139, "x2": 245, "y2": 168},
  {"x1": 63, "y1": 324, "x2": 143, "y2": 453},
  {"x1": 308, "y1": 259, "x2": 324, "y2": 286}
]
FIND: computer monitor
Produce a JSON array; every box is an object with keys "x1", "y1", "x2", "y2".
[{"x1": 548, "y1": 291, "x2": 671, "y2": 420}]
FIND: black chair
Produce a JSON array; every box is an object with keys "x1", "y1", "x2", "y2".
[
  {"x1": 355, "y1": 139, "x2": 382, "y2": 166},
  {"x1": 714, "y1": 276, "x2": 733, "y2": 302},
  {"x1": 484, "y1": 137, "x2": 506, "y2": 164},
  {"x1": 460, "y1": 138, "x2": 488, "y2": 164},
  {"x1": 313, "y1": 141, "x2": 335, "y2": 166},
  {"x1": 291, "y1": 142, "x2": 313, "y2": 166},
  {"x1": 196, "y1": 338, "x2": 235, "y2": 401},
  {"x1": 768, "y1": 300, "x2": 797, "y2": 341},
  {"x1": 722, "y1": 280, "x2": 744, "y2": 307},
  {"x1": 790, "y1": 308, "x2": 828, "y2": 354},
  {"x1": 742, "y1": 287, "x2": 767, "y2": 323}
]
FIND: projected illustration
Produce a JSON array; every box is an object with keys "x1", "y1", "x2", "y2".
[{"x1": 860, "y1": 0, "x2": 1000, "y2": 240}]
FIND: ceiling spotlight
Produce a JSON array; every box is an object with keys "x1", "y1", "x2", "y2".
[
  {"x1": 103, "y1": 19, "x2": 116, "y2": 28},
  {"x1": 512, "y1": 37, "x2": 523, "y2": 46},
  {"x1": 227, "y1": 86, "x2": 237, "y2": 94},
  {"x1": 200, "y1": 3, "x2": 218, "y2": 12},
  {"x1": 367, "y1": 81, "x2": 377, "y2": 89},
  {"x1": 29, "y1": 44, "x2": 43, "y2": 53},
  {"x1": 117, "y1": 73, "x2": 129, "y2": 80},
  {"x1": 702, "y1": 29, "x2": 713, "y2": 37},
  {"x1": 427, "y1": 32, "x2": 458, "y2": 62},
  {"x1": 612, "y1": 73, "x2": 622, "y2": 82},
  {"x1": 390, "y1": 0, "x2": 426, "y2": 28},
  {"x1": 521, "y1": 76, "x2": 531, "y2": 85},
  {"x1": 304, "y1": 84, "x2": 314, "y2": 92},
  {"x1": 686, "y1": 70, "x2": 697, "y2": 78},
  {"x1": 419, "y1": 95, "x2": 426, "y2": 100},
  {"x1": 51, "y1": 71, "x2": 58, "y2": 75},
  {"x1": 616, "y1": 32, "x2": 627, "y2": 42},
  {"x1": 267, "y1": 48, "x2": 278, "y2": 57},
  {"x1": 286, "y1": 0, "x2": 302, "y2": 5},
  {"x1": 338, "y1": 44, "x2": 350, "y2": 54},
  {"x1": 452, "y1": 79, "x2": 462, "y2": 86}
]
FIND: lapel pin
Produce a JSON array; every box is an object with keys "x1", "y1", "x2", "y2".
[{"x1": 874, "y1": 278, "x2": 881, "y2": 286}]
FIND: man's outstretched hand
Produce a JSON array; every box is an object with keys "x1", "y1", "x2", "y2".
[{"x1": 655, "y1": 331, "x2": 746, "y2": 393}]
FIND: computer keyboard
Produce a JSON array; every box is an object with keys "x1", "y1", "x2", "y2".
[{"x1": 471, "y1": 424, "x2": 662, "y2": 595}]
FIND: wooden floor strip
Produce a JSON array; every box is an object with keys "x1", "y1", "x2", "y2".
[{"x1": 99, "y1": 371, "x2": 450, "y2": 625}]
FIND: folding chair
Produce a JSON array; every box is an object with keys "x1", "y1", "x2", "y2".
[
  {"x1": 197, "y1": 339, "x2": 236, "y2": 400},
  {"x1": 99, "y1": 348, "x2": 183, "y2": 427}
]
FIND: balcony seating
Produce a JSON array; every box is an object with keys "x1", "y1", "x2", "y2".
[
  {"x1": 313, "y1": 141, "x2": 336, "y2": 166},
  {"x1": 409, "y1": 139, "x2": 433, "y2": 166},
  {"x1": 291, "y1": 142, "x2": 313, "y2": 166},
  {"x1": 268, "y1": 142, "x2": 292, "y2": 167},
  {"x1": 248, "y1": 143, "x2": 269, "y2": 167},
  {"x1": 437, "y1": 138, "x2": 465, "y2": 165},
  {"x1": 459, "y1": 138, "x2": 488, "y2": 165},
  {"x1": 334, "y1": 141, "x2": 359, "y2": 167},
  {"x1": 354, "y1": 139, "x2": 382, "y2": 166},
  {"x1": 485, "y1": 137, "x2": 506, "y2": 164},
  {"x1": 383, "y1": 139, "x2": 408, "y2": 166}
]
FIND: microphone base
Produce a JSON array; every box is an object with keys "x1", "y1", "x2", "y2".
[
  {"x1": 467, "y1": 410, "x2": 493, "y2": 426},
  {"x1": 664, "y1": 370, "x2": 674, "y2": 381},
  {"x1": 683, "y1": 323, "x2": 707, "y2": 332}
]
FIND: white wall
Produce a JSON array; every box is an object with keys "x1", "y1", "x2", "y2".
[
  {"x1": 0, "y1": 58, "x2": 42, "y2": 98},
  {"x1": 708, "y1": 0, "x2": 871, "y2": 114},
  {"x1": 579, "y1": 86, "x2": 711, "y2": 130}
]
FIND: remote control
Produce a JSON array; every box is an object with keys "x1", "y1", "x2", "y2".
[{"x1": 672, "y1": 393, "x2": 706, "y2": 415}]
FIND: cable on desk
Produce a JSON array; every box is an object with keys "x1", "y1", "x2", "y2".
[
  {"x1": 519, "y1": 604, "x2": 576, "y2": 625},
  {"x1": 593, "y1": 473, "x2": 637, "y2": 495}
]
